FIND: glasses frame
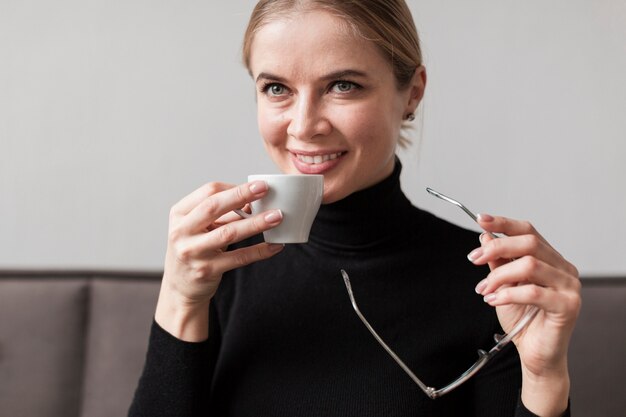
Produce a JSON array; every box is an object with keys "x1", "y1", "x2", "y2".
[{"x1": 340, "y1": 188, "x2": 539, "y2": 399}]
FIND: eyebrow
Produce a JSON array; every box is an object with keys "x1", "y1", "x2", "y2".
[
  {"x1": 255, "y1": 69, "x2": 368, "y2": 83},
  {"x1": 256, "y1": 72, "x2": 286, "y2": 84}
]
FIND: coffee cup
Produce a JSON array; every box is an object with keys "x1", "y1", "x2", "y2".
[{"x1": 248, "y1": 174, "x2": 323, "y2": 243}]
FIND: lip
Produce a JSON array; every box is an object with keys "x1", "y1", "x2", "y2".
[{"x1": 289, "y1": 150, "x2": 346, "y2": 174}]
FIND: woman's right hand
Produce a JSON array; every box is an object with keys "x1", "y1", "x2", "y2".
[{"x1": 155, "y1": 180, "x2": 284, "y2": 341}]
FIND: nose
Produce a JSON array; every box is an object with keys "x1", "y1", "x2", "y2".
[{"x1": 286, "y1": 94, "x2": 332, "y2": 141}]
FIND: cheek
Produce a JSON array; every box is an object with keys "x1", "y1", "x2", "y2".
[
  {"x1": 258, "y1": 108, "x2": 287, "y2": 147},
  {"x1": 341, "y1": 105, "x2": 397, "y2": 151},
  {"x1": 335, "y1": 106, "x2": 371, "y2": 138}
]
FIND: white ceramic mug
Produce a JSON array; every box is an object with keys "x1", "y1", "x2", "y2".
[{"x1": 248, "y1": 174, "x2": 323, "y2": 243}]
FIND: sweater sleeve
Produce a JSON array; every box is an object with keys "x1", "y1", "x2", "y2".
[
  {"x1": 515, "y1": 395, "x2": 571, "y2": 417},
  {"x1": 468, "y1": 342, "x2": 522, "y2": 416},
  {"x1": 128, "y1": 303, "x2": 220, "y2": 417},
  {"x1": 469, "y1": 342, "x2": 571, "y2": 417}
]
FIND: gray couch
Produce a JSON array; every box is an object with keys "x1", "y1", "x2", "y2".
[{"x1": 0, "y1": 271, "x2": 624, "y2": 417}]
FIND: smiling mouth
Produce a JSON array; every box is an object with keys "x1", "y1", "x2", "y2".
[{"x1": 295, "y1": 152, "x2": 345, "y2": 165}]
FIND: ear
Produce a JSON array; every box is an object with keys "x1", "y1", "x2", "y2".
[{"x1": 405, "y1": 65, "x2": 427, "y2": 115}]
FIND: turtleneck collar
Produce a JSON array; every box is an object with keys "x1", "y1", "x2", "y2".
[{"x1": 307, "y1": 157, "x2": 416, "y2": 252}]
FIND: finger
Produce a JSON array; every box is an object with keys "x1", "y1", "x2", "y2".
[
  {"x1": 183, "y1": 181, "x2": 270, "y2": 234},
  {"x1": 184, "y1": 209, "x2": 283, "y2": 255},
  {"x1": 476, "y1": 256, "x2": 580, "y2": 296},
  {"x1": 170, "y1": 182, "x2": 235, "y2": 217},
  {"x1": 215, "y1": 205, "x2": 252, "y2": 225},
  {"x1": 469, "y1": 234, "x2": 567, "y2": 271},
  {"x1": 472, "y1": 227, "x2": 578, "y2": 278},
  {"x1": 483, "y1": 283, "x2": 581, "y2": 316},
  {"x1": 477, "y1": 214, "x2": 548, "y2": 244},
  {"x1": 478, "y1": 232, "x2": 507, "y2": 271},
  {"x1": 211, "y1": 243, "x2": 285, "y2": 275}
]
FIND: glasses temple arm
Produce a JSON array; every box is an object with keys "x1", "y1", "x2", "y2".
[{"x1": 341, "y1": 270, "x2": 437, "y2": 398}]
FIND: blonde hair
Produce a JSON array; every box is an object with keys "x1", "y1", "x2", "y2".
[{"x1": 242, "y1": 0, "x2": 423, "y2": 146}]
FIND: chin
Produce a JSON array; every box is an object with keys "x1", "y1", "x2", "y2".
[
  {"x1": 321, "y1": 195, "x2": 338, "y2": 204},
  {"x1": 320, "y1": 186, "x2": 336, "y2": 204},
  {"x1": 320, "y1": 182, "x2": 352, "y2": 204}
]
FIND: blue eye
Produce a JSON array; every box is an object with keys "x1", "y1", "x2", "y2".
[
  {"x1": 330, "y1": 80, "x2": 362, "y2": 94},
  {"x1": 263, "y1": 83, "x2": 287, "y2": 96}
]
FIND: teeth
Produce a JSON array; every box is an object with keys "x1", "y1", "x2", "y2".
[{"x1": 297, "y1": 152, "x2": 343, "y2": 165}]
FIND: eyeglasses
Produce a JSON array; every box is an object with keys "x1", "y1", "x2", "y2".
[{"x1": 340, "y1": 188, "x2": 539, "y2": 399}]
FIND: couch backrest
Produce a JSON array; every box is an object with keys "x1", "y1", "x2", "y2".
[
  {"x1": 0, "y1": 272, "x2": 160, "y2": 417},
  {"x1": 568, "y1": 278, "x2": 626, "y2": 417},
  {"x1": 0, "y1": 272, "x2": 624, "y2": 417}
]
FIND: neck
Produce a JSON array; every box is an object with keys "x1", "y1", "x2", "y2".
[{"x1": 308, "y1": 158, "x2": 415, "y2": 251}]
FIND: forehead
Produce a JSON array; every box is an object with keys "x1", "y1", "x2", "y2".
[{"x1": 249, "y1": 10, "x2": 391, "y2": 79}]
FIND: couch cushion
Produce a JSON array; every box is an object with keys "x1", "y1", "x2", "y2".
[
  {"x1": 79, "y1": 278, "x2": 160, "y2": 417},
  {"x1": 0, "y1": 278, "x2": 88, "y2": 417}
]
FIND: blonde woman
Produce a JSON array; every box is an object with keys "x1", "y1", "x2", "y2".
[{"x1": 130, "y1": 1, "x2": 579, "y2": 416}]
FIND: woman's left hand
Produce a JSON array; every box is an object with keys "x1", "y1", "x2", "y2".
[{"x1": 468, "y1": 214, "x2": 581, "y2": 416}]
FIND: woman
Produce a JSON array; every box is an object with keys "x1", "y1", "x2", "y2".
[{"x1": 129, "y1": 1, "x2": 580, "y2": 416}]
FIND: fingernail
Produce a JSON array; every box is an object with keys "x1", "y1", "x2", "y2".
[
  {"x1": 483, "y1": 293, "x2": 497, "y2": 303},
  {"x1": 475, "y1": 279, "x2": 488, "y2": 294},
  {"x1": 477, "y1": 213, "x2": 494, "y2": 222},
  {"x1": 478, "y1": 232, "x2": 486, "y2": 243},
  {"x1": 250, "y1": 181, "x2": 268, "y2": 194},
  {"x1": 467, "y1": 248, "x2": 483, "y2": 262},
  {"x1": 264, "y1": 209, "x2": 283, "y2": 223},
  {"x1": 268, "y1": 243, "x2": 285, "y2": 253}
]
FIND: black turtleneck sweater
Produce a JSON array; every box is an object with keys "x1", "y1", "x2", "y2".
[{"x1": 129, "y1": 162, "x2": 569, "y2": 417}]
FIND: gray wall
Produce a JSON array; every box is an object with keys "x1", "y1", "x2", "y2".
[{"x1": 1, "y1": 1, "x2": 625, "y2": 276}]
